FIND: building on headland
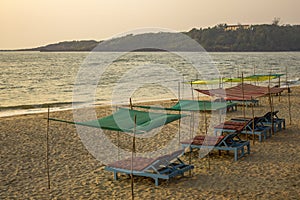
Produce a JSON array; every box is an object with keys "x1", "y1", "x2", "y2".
[{"x1": 224, "y1": 24, "x2": 251, "y2": 31}]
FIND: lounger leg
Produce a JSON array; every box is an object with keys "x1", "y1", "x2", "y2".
[
  {"x1": 247, "y1": 144, "x2": 250, "y2": 154},
  {"x1": 259, "y1": 134, "x2": 262, "y2": 142},
  {"x1": 154, "y1": 178, "x2": 159, "y2": 186},
  {"x1": 113, "y1": 172, "x2": 118, "y2": 180},
  {"x1": 277, "y1": 122, "x2": 281, "y2": 131},
  {"x1": 234, "y1": 149, "x2": 238, "y2": 161}
]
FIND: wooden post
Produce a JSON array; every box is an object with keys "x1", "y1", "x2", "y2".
[
  {"x1": 178, "y1": 81, "x2": 181, "y2": 100},
  {"x1": 131, "y1": 115, "x2": 137, "y2": 200},
  {"x1": 241, "y1": 73, "x2": 245, "y2": 117},
  {"x1": 117, "y1": 131, "x2": 120, "y2": 161},
  {"x1": 288, "y1": 89, "x2": 292, "y2": 125},
  {"x1": 241, "y1": 73, "x2": 247, "y2": 140},
  {"x1": 129, "y1": 98, "x2": 133, "y2": 110},
  {"x1": 268, "y1": 86, "x2": 274, "y2": 136},
  {"x1": 278, "y1": 76, "x2": 281, "y2": 102},
  {"x1": 251, "y1": 97, "x2": 255, "y2": 145},
  {"x1": 268, "y1": 73, "x2": 274, "y2": 135},
  {"x1": 46, "y1": 106, "x2": 51, "y2": 189},
  {"x1": 203, "y1": 101, "x2": 210, "y2": 170},
  {"x1": 285, "y1": 66, "x2": 292, "y2": 125}
]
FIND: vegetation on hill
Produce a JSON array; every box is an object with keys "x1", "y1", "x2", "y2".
[
  {"x1": 28, "y1": 40, "x2": 99, "y2": 52},
  {"x1": 185, "y1": 24, "x2": 300, "y2": 51},
  {"x1": 6, "y1": 23, "x2": 300, "y2": 52}
]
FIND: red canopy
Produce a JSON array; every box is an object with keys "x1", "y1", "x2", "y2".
[{"x1": 194, "y1": 83, "x2": 284, "y2": 101}]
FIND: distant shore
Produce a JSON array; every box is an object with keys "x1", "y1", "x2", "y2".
[{"x1": 1, "y1": 23, "x2": 300, "y2": 52}]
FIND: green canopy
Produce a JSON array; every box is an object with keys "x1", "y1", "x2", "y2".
[
  {"x1": 134, "y1": 100, "x2": 231, "y2": 111},
  {"x1": 50, "y1": 107, "x2": 187, "y2": 134},
  {"x1": 189, "y1": 74, "x2": 285, "y2": 84}
]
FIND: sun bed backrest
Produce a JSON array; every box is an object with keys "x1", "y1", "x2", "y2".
[
  {"x1": 145, "y1": 150, "x2": 184, "y2": 171},
  {"x1": 263, "y1": 110, "x2": 280, "y2": 121},
  {"x1": 217, "y1": 133, "x2": 239, "y2": 147},
  {"x1": 107, "y1": 157, "x2": 157, "y2": 171},
  {"x1": 181, "y1": 135, "x2": 225, "y2": 146}
]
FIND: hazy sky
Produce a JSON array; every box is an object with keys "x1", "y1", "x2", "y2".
[{"x1": 1, "y1": 0, "x2": 299, "y2": 49}]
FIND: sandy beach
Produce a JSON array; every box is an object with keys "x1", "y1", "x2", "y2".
[{"x1": 1, "y1": 87, "x2": 300, "y2": 200}]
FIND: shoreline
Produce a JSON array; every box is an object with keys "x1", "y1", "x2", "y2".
[{"x1": 1, "y1": 83, "x2": 300, "y2": 119}]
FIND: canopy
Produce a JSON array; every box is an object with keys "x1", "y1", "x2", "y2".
[
  {"x1": 49, "y1": 107, "x2": 187, "y2": 134},
  {"x1": 187, "y1": 79, "x2": 221, "y2": 85},
  {"x1": 189, "y1": 74, "x2": 284, "y2": 84},
  {"x1": 134, "y1": 100, "x2": 231, "y2": 111},
  {"x1": 243, "y1": 74, "x2": 284, "y2": 82},
  {"x1": 195, "y1": 83, "x2": 284, "y2": 101}
]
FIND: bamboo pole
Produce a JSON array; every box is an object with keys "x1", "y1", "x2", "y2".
[
  {"x1": 203, "y1": 101, "x2": 210, "y2": 170},
  {"x1": 251, "y1": 97, "x2": 255, "y2": 145},
  {"x1": 285, "y1": 66, "x2": 292, "y2": 125},
  {"x1": 288, "y1": 89, "x2": 292, "y2": 125},
  {"x1": 178, "y1": 81, "x2": 181, "y2": 100},
  {"x1": 46, "y1": 106, "x2": 51, "y2": 189},
  {"x1": 178, "y1": 111, "x2": 181, "y2": 144},
  {"x1": 241, "y1": 73, "x2": 246, "y2": 117},
  {"x1": 278, "y1": 76, "x2": 281, "y2": 102},
  {"x1": 131, "y1": 115, "x2": 137, "y2": 200},
  {"x1": 268, "y1": 73, "x2": 274, "y2": 136},
  {"x1": 178, "y1": 81, "x2": 181, "y2": 143},
  {"x1": 129, "y1": 98, "x2": 133, "y2": 110},
  {"x1": 241, "y1": 73, "x2": 247, "y2": 140},
  {"x1": 268, "y1": 88, "x2": 274, "y2": 136},
  {"x1": 117, "y1": 131, "x2": 120, "y2": 161}
]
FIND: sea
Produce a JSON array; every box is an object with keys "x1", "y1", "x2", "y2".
[{"x1": 0, "y1": 51, "x2": 299, "y2": 117}]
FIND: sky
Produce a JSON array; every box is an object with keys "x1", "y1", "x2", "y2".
[{"x1": 1, "y1": 0, "x2": 299, "y2": 49}]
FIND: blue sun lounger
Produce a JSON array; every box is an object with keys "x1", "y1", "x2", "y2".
[
  {"x1": 105, "y1": 150, "x2": 194, "y2": 186},
  {"x1": 228, "y1": 99, "x2": 259, "y2": 107},
  {"x1": 181, "y1": 133, "x2": 250, "y2": 161},
  {"x1": 231, "y1": 117, "x2": 272, "y2": 142},
  {"x1": 213, "y1": 121, "x2": 249, "y2": 136},
  {"x1": 261, "y1": 111, "x2": 286, "y2": 132}
]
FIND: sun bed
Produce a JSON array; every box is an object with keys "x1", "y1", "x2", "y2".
[
  {"x1": 228, "y1": 99, "x2": 259, "y2": 107},
  {"x1": 231, "y1": 117, "x2": 272, "y2": 142},
  {"x1": 181, "y1": 133, "x2": 250, "y2": 161},
  {"x1": 261, "y1": 111, "x2": 286, "y2": 132},
  {"x1": 213, "y1": 120, "x2": 249, "y2": 136},
  {"x1": 105, "y1": 150, "x2": 194, "y2": 186}
]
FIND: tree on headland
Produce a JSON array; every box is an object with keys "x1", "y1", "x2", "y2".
[
  {"x1": 184, "y1": 21, "x2": 300, "y2": 51},
  {"x1": 272, "y1": 17, "x2": 281, "y2": 26}
]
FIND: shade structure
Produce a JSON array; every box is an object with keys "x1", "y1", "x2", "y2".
[
  {"x1": 189, "y1": 74, "x2": 285, "y2": 84},
  {"x1": 188, "y1": 79, "x2": 221, "y2": 85},
  {"x1": 49, "y1": 107, "x2": 187, "y2": 134},
  {"x1": 195, "y1": 83, "x2": 284, "y2": 101},
  {"x1": 243, "y1": 74, "x2": 284, "y2": 82},
  {"x1": 134, "y1": 100, "x2": 230, "y2": 111}
]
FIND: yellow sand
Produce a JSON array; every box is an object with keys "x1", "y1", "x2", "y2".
[{"x1": 1, "y1": 87, "x2": 300, "y2": 199}]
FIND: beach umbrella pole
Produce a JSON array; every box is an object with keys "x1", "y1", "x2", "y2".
[
  {"x1": 251, "y1": 97, "x2": 255, "y2": 145},
  {"x1": 241, "y1": 73, "x2": 247, "y2": 140},
  {"x1": 288, "y1": 87, "x2": 292, "y2": 125},
  {"x1": 203, "y1": 102, "x2": 210, "y2": 170},
  {"x1": 268, "y1": 86, "x2": 274, "y2": 135},
  {"x1": 131, "y1": 115, "x2": 137, "y2": 200},
  {"x1": 46, "y1": 106, "x2": 51, "y2": 189}
]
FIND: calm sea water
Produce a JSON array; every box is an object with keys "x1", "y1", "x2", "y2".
[{"x1": 0, "y1": 51, "x2": 299, "y2": 117}]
